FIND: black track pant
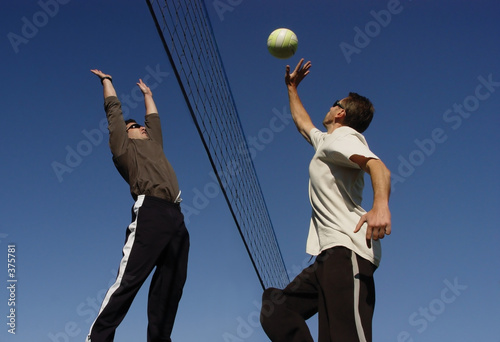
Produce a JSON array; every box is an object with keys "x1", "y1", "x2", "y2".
[
  {"x1": 87, "y1": 195, "x2": 190, "y2": 342},
  {"x1": 260, "y1": 246, "x2": 376, "y2": 342}
]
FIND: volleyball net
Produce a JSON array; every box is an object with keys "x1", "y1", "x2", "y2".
[{"x1": 145, "y1": 0, "x2": 289, "y2": 290}]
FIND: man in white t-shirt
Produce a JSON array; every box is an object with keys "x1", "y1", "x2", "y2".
[{"x1": 260, "y1": 59, "x2": 392, "y2": 342}]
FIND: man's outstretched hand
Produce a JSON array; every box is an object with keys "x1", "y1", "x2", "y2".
[
  {"x1": 137, "y1": 79, "x2": 153, "y2": 97},
  {"x1": 90, "y1": 69, "x2": 112, "y2": 81},
  {"x1": 285, "y1": 58, "x2": 311, "y2": 89}
]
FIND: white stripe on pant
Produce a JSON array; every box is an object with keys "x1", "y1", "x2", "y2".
[{"x1": 86, "y1": 196, "x2": 144, "y2": 342}]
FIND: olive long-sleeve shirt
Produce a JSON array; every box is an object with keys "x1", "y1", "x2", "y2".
[{"x1": 105, "y1": 96, "x2": 180, "y2": 202}]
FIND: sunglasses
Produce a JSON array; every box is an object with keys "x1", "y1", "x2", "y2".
[
  {"x1": 126, "y1": 123, "x2": 142, "y2": 132},
  {"x1": 333, "y1": 100, "x2": 345, "y2": 110}
]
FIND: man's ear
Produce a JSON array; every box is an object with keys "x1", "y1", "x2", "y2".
[{"x1": 335, "y1": 109, "x2": 346, "y2": 123}]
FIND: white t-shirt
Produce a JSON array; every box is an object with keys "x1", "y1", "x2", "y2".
[{"x1": 306, "y1": 126, "x2": 381, "y2": 266}]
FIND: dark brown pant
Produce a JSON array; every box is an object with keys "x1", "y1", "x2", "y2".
[{"x1": 260, "y1": 246, "x2": 377, "y2": 342}]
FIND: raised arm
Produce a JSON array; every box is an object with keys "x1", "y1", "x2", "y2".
[
  {"x1": 137, "y1": 79, "x2": 158, "y2": 115},
  {"x1": 285, "y1": 59, "x2": 316, "y2": 144},
  {"x1": 138, "y1": 79, "x2": 163, "y2": 144},
  {"x1": 350, "y1": 155, "x2": 392, "y2": 248},
  {"x1": 90, "y1": 69, "x2": 117, "y2": 98}
]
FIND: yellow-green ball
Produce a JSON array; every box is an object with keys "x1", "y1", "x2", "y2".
[{"x1": 267, "y1": 28, "x2": 298, "y2": 59}]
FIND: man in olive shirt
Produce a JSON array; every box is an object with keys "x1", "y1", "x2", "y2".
[{"x1": 86, "y1": 69, "x2": 189, "y2": 342}]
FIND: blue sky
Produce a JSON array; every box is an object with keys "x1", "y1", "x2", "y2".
[{"x1": 1, "y1": 1, "x2": 499, "y2": 341}]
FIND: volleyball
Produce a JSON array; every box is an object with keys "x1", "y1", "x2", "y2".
[{"x1": 267, "y1": 28, "x2": 298, "y2": 59}]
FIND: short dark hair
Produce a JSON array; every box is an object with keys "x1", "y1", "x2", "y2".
[
  {"x1": 125, "y1": 119, "x2": 137, "y2": 125},
  {"x1": 342, "y1": 92, "x2": 374, "y2": 133}
]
